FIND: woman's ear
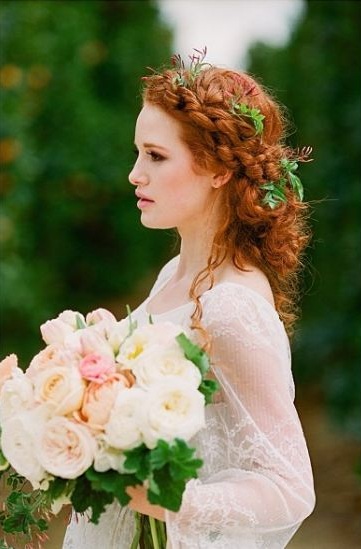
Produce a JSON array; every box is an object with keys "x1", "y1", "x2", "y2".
[{"x1": 212, "y1": 170, "x2": 233, "y2": 189}]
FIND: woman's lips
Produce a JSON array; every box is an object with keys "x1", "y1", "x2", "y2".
[{"x1": 137, "y1": 197, "x2": 154, "y2": 209}]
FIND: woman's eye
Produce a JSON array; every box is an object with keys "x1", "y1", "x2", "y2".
[{"x1": 147, "y1": 151, "x2": 164, "y2": 162}]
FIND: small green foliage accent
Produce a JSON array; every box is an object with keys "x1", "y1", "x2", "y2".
[
  {"x1": 260, "y1": 157, "x2": 304, "y2": 209},
  {"x1": 176, "y1": 332, "x2": 219, "y2": 403},
  {"x1": 171, "y1": 46, "x2": 210, "y2": 87},
  {"x1": 126, "y1": 304, "x2": 138, "y2": 334},
  {"x1": 229, "y1": 99, "x2": 265, "y2": 135},
  {"x1": 75, "y1": 313, "x2": 87, "y2": 330},
  {"x1": 0, "y1": 473, "x2": 49, "y2": 542}
]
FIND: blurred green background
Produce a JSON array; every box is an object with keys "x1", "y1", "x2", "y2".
[{"x1": 0, "y1": 1, "x2": 360, "y2": 547}]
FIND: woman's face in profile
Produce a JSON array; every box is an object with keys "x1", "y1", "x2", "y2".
[{"x1": 129, "y1": 103, "x2": 219, "y2": 234}]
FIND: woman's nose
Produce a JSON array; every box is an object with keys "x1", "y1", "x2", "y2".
[{"x1": 128, "y1": 161, "x2": 148, "y2": 187}]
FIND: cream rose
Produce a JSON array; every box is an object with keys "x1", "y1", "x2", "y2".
[
  {"x1": 40, "y1": 309, "x2": 85, "y2": 346},
  {"x1": 0, "y1": 354, "x2": 18, "y2": 392},
  {"x1": 130, "y1": 344, "x2": 201, "y2": 389},
  {"x1": 0, "y1": 368, "x2": 34, "y2": 422},
  {"x1": 105, "y1": 388, "x2": 145, "y2": 450},
  {"x1": 141, "y1": 378, "x2": 206, "y2": 448},
  {"x1": 38, "y1": 417, "x2": 96, "y2": 479},
  {"x1": 1, "y1": 413, "x2": 47, "y2": 485},
  {"x1": 33, "y1": 364, "x2": 86, "y2": 415},
  {"x1": 27, "y1": 346, "x2": 75, "y2": 380},
  {"x1": 75, "y1": 373, "x2": 131, "y2": 430}
]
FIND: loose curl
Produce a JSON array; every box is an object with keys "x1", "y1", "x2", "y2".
[{"x1": 142, "y1": 65, "x2": 311, "y2": 341}]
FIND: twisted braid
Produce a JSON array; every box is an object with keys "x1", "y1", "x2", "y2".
[{"x1": 142, "y1": 66, "x2": 311, "y2": 339}]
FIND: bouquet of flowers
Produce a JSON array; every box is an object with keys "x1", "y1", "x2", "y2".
[{"x1": 0, "y1": 307, "x2": 217, "y2": 549}]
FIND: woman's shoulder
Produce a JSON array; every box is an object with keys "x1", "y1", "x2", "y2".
[{"x1": 201, "y1": 275, "x2": 285, "y2": 344}]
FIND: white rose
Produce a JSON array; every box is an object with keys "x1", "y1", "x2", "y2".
[
  {"x1": 40, "y1": 309, "x2": 85, "y2": 346},
  {"x1": 33, "y1": 364, "x2": 86, "y2": 415},
  {"x1": 141, "y1": 378, "x2": 205, "y2": 448},
  {"x1": 1, "y1": 412, "x2": 47, "y2": 485},
  {"x1": 117, "y1": 322, "x2": 185, "y2": 365},
  {"x1": 38, "y1": 417, "x2": 96, "y2": 479},
  {"x1": 0, "y1": 368, "x2": 34, "y2": 422},
  {"x1": 130, "y1": 344, "x2": 201, "y2": 389},
  {"x1": 108, "y1": 319, "x2": 130, "y2": 355},
  {"x1": 105, "y1": 388, "x2": 145, "y2": 450},
  {"x1": 93, "y1": 436, "x2": 126, "y2": 473}
]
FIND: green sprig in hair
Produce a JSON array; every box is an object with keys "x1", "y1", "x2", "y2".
[
  {"x1": 229, "y1": 98, "x2": 265, "y2": 135},
  {"x1": 171, "y1": 46, "x2": 211, "y2": 88},
  {"x1": 260, "y1": 148, "x2": 313, "y2": 209}
]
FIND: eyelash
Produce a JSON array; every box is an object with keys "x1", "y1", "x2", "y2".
[{"x1": 133, "y1": 148, "x2": 165, "y2": 162}]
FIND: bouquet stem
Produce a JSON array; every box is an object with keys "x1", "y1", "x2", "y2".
[
  {"x1": 149, "y1": 516, "x2": 161, "y2": 549},
  {"x1": 132, "y1": 513, "x2": 166, "y2": 549}
]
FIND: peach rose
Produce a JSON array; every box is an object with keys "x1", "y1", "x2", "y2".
[
  {"x1": 78, "y1": 352, "x2": 116, "y2": 383},
  {"x1": 75, "y1": 373, "x2": 132, "y2": 430},
  {"x1": 0, "y1": 354, "x2": 18, "y2": 392}
]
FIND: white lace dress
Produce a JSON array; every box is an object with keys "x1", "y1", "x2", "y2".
[{"x1": 62, "y1": 256, "x2": 315, "y2": 548}]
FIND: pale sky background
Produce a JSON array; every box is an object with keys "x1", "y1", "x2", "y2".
[{"x1": 158, "y1": 0, "x2": 305, "y2": 69}]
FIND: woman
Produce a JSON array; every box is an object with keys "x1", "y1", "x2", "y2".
[{"x1": 63, "y1": 51, "x2": 315, "y2": 548}]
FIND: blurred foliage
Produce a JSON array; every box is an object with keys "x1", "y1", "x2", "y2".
[
  {"x1": 247, "y1": 0, "x2": 361, "y2": 437},
  {"x1": 0, "y1": 0, "x2": 173, "y2": 359}
]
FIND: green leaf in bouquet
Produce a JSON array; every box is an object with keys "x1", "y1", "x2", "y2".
[
  {"x1": 71, "y1": 474, "x2": 113, "y2": 524},
  {"x1": 147, "y1": 439, "x2": 203, "y2": 511},
  {"x1": 123, "y1": 444, "x2": 151, "y2": 481},
  {"x1": 147, "y1": 465, "x2": 185, "y2": 512},
  {"x1": 198, "y1": 378, "x2": 220, "y2": 404},
  {"x1": 48, "y1": 476, "x2": 70, "y2": 501},
  {"x1": 85, "y1": 468, "x2": 140, "y2": 510},
  {"x1": 176, "y1": 333, "x2": 210, "y2": 376}
]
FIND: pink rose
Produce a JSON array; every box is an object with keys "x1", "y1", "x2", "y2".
[
  {"x1": 79, "y1": 352, "x2": 116, "y2": 383},
  {"x1": 75, "y1": 372, "x2": 132, "y2": 430},
  {"x1": 0, "y1": 354, "x2": 18, "y2": 392}
]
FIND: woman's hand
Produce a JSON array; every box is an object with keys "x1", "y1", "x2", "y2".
[{"x1": 126, "y1": 485, "x2": 165, "y2": 521}]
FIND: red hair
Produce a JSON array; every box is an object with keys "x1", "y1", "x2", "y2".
[{"x1": 142, "y1": 65, "x2": 311, "y2": 339}]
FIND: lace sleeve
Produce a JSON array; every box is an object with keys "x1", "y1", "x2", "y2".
[{"x1": 165, "y1": 284, "x2": 315, "y2": 549}]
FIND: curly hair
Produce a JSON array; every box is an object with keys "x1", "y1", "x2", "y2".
[{"x1": 142, "y1": 64, "x2": 311, "y2": 339}]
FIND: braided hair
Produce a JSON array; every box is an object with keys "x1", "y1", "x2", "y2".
[{"x1": 142, "y1": 65, "x2": 311, "y2": 339}]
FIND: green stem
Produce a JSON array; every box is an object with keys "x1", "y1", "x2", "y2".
[
  {"x1": 130, "y1": 512, "x2": 142, "y2": 549},
  {"x1": 149, "y1": 517, "x2": 160, "y2": 549}
]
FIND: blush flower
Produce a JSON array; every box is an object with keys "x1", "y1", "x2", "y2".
[
  {"x1": 78, "y1": 352, "x2": 116, "y2": 383},
  {"x1": 75, "y1": 373, "x2": 131, "y2": 430}
]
